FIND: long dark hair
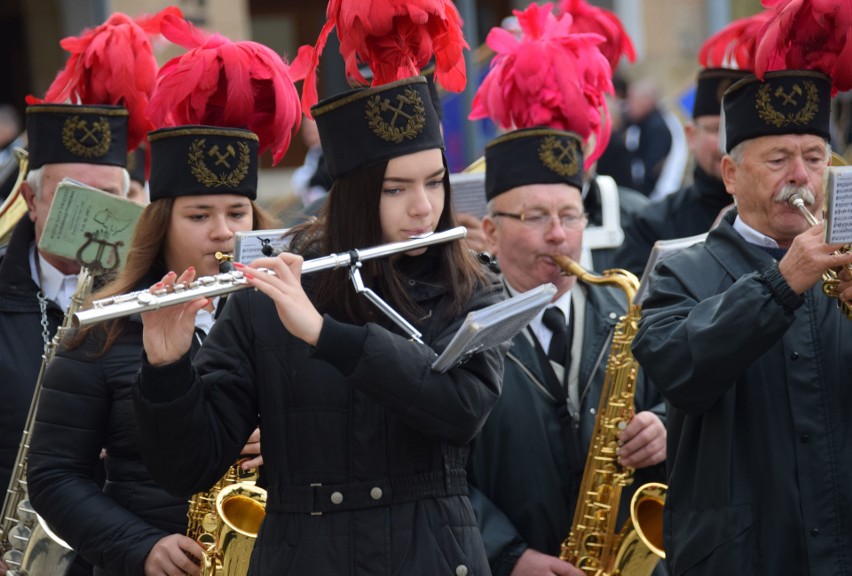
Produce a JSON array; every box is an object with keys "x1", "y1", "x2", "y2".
[
  {"x1": 288, "y1": 153, "x2": 487, "y2": 325},
  {"x1": 67, "y1": 198, "x2": 276, "y2": 355}
]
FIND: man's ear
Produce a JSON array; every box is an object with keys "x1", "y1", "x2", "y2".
[
  {"x1": 720, "y1": 155, "x2": 737, "y2": 198},
  {"x1": 481, "y1": 215, "x2": 499, "y2": 256},
  {"x1": 684, "y1": 122, "x2": 697, "y2": 154},
  {"x1": 20, "y1": 181, "x2": 37, "y2": 222}
]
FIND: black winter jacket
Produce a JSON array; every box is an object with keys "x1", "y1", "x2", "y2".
[
  {"x1": 0, "y1": 217, "x2": 63, "y2": 492},
  {"x1": 468, "y1": 282, "x2": 666, "y2": 574},
  {"x1": 633, "y1": 210, "x2": 852, "y2": 575},
  {"x1": 614, "y1": 166, "x2": 731, "y2": 277},
  {"x1": 134, "y1": 250, "x2": 505, "y2": 575},
  {"x1": 28, "y1": 316, "x2": 202, "y2": 576},
  {"x1": 583, "y1": 175, "x2": 650, "y2": 272}
]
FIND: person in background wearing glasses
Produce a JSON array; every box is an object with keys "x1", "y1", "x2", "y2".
[
  {"x1": 614, "y1": 63, "x2": 751, "y2": 277},
  {"x1": 466, "y1": 128, "x2": 667, "y2": 576}
]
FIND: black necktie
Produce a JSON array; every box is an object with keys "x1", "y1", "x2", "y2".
[{"x1": 542, "y1": 306, "x2": 569, "y2": 366}]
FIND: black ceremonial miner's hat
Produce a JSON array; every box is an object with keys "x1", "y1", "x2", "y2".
[
  {"x1": 485, "y1": 127, "x2": 585, "y2": 201},
  {"x1": 692, "y1": 68, "x2": 751, "y2": 119},
  {"x1": 722, "y1": 70, "x2": 831, "y2": 152},
  {"x1": 26, "y1": 103, "x2": 129, "y2": 170},
  {"x1": 147, "y1": 126, "x2": 259, "y2": 201},
  {"x1": 311, "y1": 76, "x2": 444, "y2": 181}
]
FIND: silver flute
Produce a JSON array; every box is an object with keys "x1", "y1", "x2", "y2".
[{"x1": 72, "y1": 227, "x2": 467, "y2": 327}]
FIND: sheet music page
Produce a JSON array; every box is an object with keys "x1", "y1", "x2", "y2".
[
  {"x1": 234, "y1": 228, "x2": 290, "y2": 263},
  {"x1": 825, "y1": 166, "x2": 852, "y2": 244},
  {"x1": 634, "y1": 233, "x2": 708, "y2": 306},
  {"x1": 38, "y1": 178, "x2": 144, "y2": 272},
  {"x1": 450, "y1": 172, "x2": 488, "y2": 219},
  {"x1": 431, "y1": 283, "x2": 556, "y2": 373}
]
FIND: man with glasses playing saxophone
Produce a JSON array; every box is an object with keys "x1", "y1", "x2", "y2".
[
  {"x1": 631, "y1": 3, "x2": 852, "y2": 573},
  {"x1": 465, "y1": 5, "x2": 667, "y2": 575}
]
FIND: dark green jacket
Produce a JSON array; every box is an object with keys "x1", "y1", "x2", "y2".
[
  {"x1": 633, "y1": 209, "x2": 852, "y2": 575},
  {"x1": 469, "y1": 281, "x2": 665, "y2": 575}
]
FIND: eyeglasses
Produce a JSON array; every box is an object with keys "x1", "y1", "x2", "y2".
[
  {"x1": 694, "y1": 121, "x2": 720, "y2": 135},
  {"x1": 492, "y1": 211, "x2": 588, "y2": 231}
]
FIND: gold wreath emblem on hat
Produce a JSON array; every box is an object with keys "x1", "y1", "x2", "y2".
[
  {"x1": 188, "y1": 139, "x2": 250, "y2": 188},
  {"x1": 539, "y1": 136, "x2": 580, "y2": 178},
  {"x1": 62, "y1": 115, "x2": 111, "y2": 158},
  {"x1": 755, "y1": 80, "x2": 818, "y2": 128},
  {"x1": 365, "y1": 88, "x2": 426, "y2": 143}
]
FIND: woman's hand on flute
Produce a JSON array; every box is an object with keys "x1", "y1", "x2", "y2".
[
  {"x1": 141, "y1": 268, "x2": 209, "y2": 366},
  {"x1": 235, "y1": 253, "x2": 324, "y2": 346}
]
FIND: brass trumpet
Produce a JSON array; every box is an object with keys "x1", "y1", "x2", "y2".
[
  {"x1": 787, "y1": 193, "x2": 852, "y2": 320},
  {"x1": 0, "y1": 148, "x2": 30, "y2": 245}
]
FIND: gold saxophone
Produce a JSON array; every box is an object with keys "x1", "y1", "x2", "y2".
[
  {"x1": 181, "y1": 255, "x2": 267, "y2": 575},
  {"x1": 554, "y1": 255, "x2": 666, "y2": 575},
  {"x1": 186, "y1": 461, "x2": 267, "y2": 576}
]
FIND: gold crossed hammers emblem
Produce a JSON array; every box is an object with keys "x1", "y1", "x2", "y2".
[
  {"x1": 380, "y1": 94, "x2": 418, "y2": 128},
  {"x1": 76, "y1": 119, "x2": 104, "y2": 145},
  {"x1": 208, "y1": 144, "x2": 236, "y2": 168},
  {"x1": 774, "y1": 84, "x2": 803, "y2": 106},
  {"x1": 549, "y1": 140, "x2": 576, "y2": 164}
]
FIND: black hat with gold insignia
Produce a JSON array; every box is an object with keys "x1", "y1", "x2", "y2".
[
  {"x1": 26, "y1": 104, "x2": 129, "y2": 170},
  {"x1": 485, "y1": 127, "x2": 584, "y2": 201},
  {"x1": 147, "y1": 126, "x2": 259, "y2": 201},
  {"x1": 693, "y1": 68, "x2": 751, "y2": 119},
  {"x1": 311, "y1": 76, "x2": 443, "y2": 181},
  {"x1": 722, "y1": 70, "x2": 832, "y2": 152}
]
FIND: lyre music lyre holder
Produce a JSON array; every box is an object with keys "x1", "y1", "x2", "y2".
[{"x1": 344, "y1": 250, "x2": 423, "y2": 343}]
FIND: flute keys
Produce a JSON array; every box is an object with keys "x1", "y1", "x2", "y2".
[{"x1": 138, "y1": 292, "x2": 156, "y2": 305}]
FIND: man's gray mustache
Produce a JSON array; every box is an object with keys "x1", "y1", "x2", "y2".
[{"x1": 775, "y1": 185, "x2": 815, "y2": 206}]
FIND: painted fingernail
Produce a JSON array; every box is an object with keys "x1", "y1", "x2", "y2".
[
  {"x1": 245, "y1": 273, "x2": 254, "y2": 280},
  {"x1": 234, "y1": 262, "x2": 244, "y2": 268}
]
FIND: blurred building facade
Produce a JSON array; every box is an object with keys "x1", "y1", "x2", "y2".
[{"x1": 0, "y1": 0, "x2": 767, "y2": 206}]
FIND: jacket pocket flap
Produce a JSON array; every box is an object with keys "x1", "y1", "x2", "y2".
[{"x1": 667, "y1": 503, "x2": 753, "y2": 575}]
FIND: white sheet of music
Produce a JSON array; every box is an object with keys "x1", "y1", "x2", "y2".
[{"x1": 825, "y1": 166, "x2": 852, "y2": 244}]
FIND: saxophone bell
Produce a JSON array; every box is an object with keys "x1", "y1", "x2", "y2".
[{"x1": 187, "y1": 462, "x2": 267, "y2": 576}]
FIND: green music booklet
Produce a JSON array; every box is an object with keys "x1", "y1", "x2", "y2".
[{"x1": 38, "y1": 178, "x2": 144, "y2": 274}]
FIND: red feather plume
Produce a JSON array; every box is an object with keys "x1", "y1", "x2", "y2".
[
  {"x1": 26, "y1": 7, "x2": 181, "y2": 151},
  {"x1": 299, "y1": 0, "x2": 469, "y2": 116},
  {"x1": 470, "y1": 3, "x2": 613, "y2": 168},
  {"x1": 557, "y1": 0, "x2": 635, "y2": 72},
  {"x1": 699, "y1": 11, "x2": 772, "y2": 69},
  {"x1": 755, "y1": 0, "x2": 852, "y2": 93},
  {"x1": 147, "y1": 14, "x2": 303, "y2": 165}
]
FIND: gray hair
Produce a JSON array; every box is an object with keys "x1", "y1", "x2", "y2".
[
  {"x1": 485, "y1": 199, "x2": 496, "y2": 217},
  {"x1": 26, "y1": 165, "x2": 131, "y2": 199}
]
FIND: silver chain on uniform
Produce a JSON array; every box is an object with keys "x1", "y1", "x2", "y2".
[{"x1": 36, "y1": 290, "x2": 50, "y2": 354}]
